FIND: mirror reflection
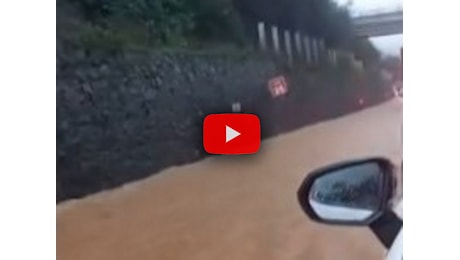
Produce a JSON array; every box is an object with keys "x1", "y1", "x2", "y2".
[{"x1": 308, "y1": 162, "x2": 384, "y2": 222}]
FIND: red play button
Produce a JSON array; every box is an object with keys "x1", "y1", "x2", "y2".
[{"x1": 203, "y1": 114, "x2": 260, "y2": 154}]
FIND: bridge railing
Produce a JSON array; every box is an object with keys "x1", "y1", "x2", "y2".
[
  {"x1": 351, "y1": 6, "x2": 403, "y2": 18},
  {"x1": 256, "y1": 21, "x2": 364, "y2": 70}
]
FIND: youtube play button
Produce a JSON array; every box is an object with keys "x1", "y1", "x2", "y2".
[
  {"x1": 203, "y1": 114, "x2": 260, "y2": 154},
  {"x1": 225, "y1": 125, "x2": 240, "y2": 143}
]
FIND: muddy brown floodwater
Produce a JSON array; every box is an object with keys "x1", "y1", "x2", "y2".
[{"x1": 57, "y1": 99, "x2": 402, "y2": 260}]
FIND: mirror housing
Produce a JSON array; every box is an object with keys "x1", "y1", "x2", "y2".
[{"x1": 297, "y1": 158, "x2": 394, "y2": 226}]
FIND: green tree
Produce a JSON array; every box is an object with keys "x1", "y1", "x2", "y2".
[
  {"x1": 109, "y1": 0, "x2": 195, "y2": 45},
  {"x1": 188, "y1": 0, "x2": 246, "y2": 44},
  {"x1": 351, "y1": 38, "x2": 381, "y2": 66}
]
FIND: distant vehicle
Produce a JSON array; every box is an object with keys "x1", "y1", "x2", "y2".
[
  {"x1": 397, "y1": 47, "x2": 403, "y2": 97},
  {"x1": 297, "y1": 158, "x2": 403, "y2": 260},
  {"x1": 393, "y1": 81, "x2": 403, "y2": 98}
]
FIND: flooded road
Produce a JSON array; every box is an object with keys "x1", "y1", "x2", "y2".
[{"x1": 57, "y1": 99, "x2": 402, "y2": 260}]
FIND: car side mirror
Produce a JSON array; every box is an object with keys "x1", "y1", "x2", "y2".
[{"x1": 297, "y1": 158, "x2": 394, "y2": 225}]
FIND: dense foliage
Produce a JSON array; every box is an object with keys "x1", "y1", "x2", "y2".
[{"x1": 59, "y1": 0, "x2": 379, "y2": 61}]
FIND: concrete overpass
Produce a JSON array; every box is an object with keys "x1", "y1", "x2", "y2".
[{"x1": 352, "y1": 10, "x2": 403, "y2": 37}]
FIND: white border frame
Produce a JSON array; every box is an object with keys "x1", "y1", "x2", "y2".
[
  {"x1": 405, "y1": 0, "x2": 460, "y2": 259},
  {"x1": 2, "y1": 0, "x2": 460, "y2": 259},
  {"x1": 0, "y1": 1, "x2": 56, "y2": 259}
]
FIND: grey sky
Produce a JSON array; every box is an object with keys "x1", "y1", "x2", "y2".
[
  {"x1": 370, "y1": 34, "x2": 403, "y2": 57},
  {"x1": 335, "y1": 0, "x2": 403, "y2": 56}
]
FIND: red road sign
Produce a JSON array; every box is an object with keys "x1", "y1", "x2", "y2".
[{"x1": 268, "y1": 76, "x2": 288, "y2": 98}]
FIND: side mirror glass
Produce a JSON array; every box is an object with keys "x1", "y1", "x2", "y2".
[{"x1": 298, "y1": 158, "x2": 393, "y2": 225}]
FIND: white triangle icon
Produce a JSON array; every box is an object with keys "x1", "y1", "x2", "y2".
[{"x1": 226, "y1": 125, "x2": 241, "y2": 143}]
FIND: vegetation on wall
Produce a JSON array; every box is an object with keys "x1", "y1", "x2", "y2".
[{"x1": 58, "y1": 0, "x2": 380, "y2": 61}]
